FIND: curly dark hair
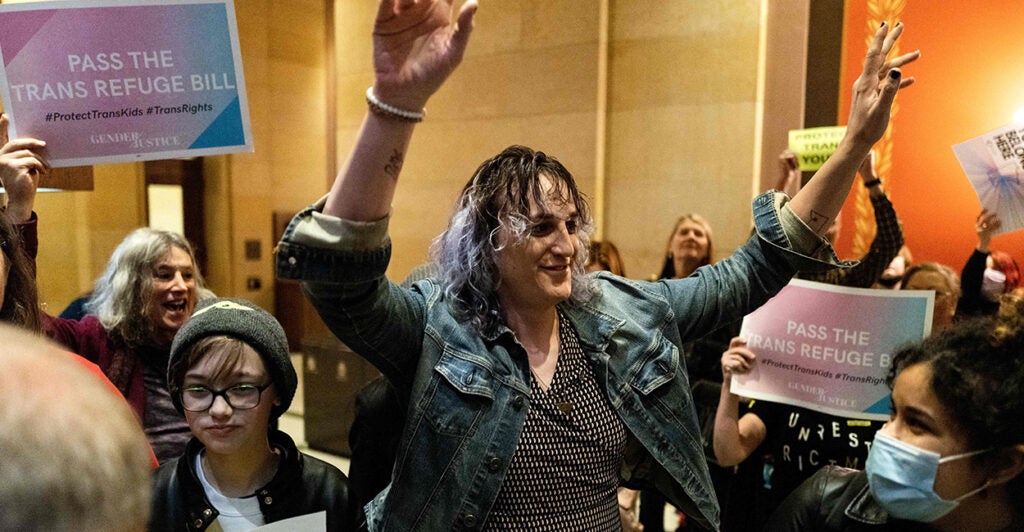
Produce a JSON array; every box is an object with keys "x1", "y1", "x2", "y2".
[{"x1": 888, "y1": 308, "x2": 1024, "y2": 504}]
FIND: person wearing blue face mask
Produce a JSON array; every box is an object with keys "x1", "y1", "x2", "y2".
[
  {"x1": 956, "y1": 210, "x2": 1021, "y2": 319},
  {"x1": 764, "y1": 298, "x2": 1024, "y2": 531}
]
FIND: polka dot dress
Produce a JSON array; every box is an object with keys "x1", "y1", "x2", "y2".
[{"x1": 485, "y1": 312, "x2": 627, "y2": 531}]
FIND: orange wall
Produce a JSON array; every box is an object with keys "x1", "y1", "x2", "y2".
[{"x1": 836, "y1": 1, "x2": 1024, "y2": 271}]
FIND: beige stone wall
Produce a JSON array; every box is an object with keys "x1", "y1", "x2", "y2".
[
  {"x1": 28, "y1": 0, "x2": 808, "y2": 313},
  {"x1": 332, "y1": 1, "x2": 799, "y2": 282},
  {"x1": 203, "y1": 0, "x2": 329, "y2": 309},
  {"x1": 334, "y1": 1, "x2": 603, "y2": 281},
  {"x1": 604, "y1": 1, "x2": 763, "y2": 278},
  {"x1": 35, "y1": 164, "x2": 146, "y2": 313}
]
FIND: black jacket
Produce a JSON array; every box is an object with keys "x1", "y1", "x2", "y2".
[
  {"x1": 348, "y1": 376, "x2": 405, "y2": 508},
  {"x1": 763, "y1": 466, "x2": 931, "y2": 532},
  {"x1": 149, "y1": 430, "x2": 361, "y2": 531}
]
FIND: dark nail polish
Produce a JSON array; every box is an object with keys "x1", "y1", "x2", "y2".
[
  {"x1": 879, "y1": 21, "x2": 886, "y2": 28},
  {"x1": 889, "y1": 70, "x2": 901, "y2": 80}
]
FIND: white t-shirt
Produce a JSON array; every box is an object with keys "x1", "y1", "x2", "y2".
[{"x1": 195, "y1": 452, "x2": 266, "y2": 531}]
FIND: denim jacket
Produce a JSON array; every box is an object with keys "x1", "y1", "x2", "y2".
[{"x1": 276, "y1": 191, "x2": 846, "y2": 532}]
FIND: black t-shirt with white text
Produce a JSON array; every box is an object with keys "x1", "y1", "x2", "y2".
[{"x1": 746, "y1": 400, "x2": 883, "y2": 522}]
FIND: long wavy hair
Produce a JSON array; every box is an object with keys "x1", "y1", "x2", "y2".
[
  {"x1": 432, "y1": 145, "x2": 594, "y2": 335},
  {"x1": 659, "y1": 213, "x2": 714, "y2": 280},
  {"x1": 0, "y1": 215, "x2": 41, "y2": 332},
  {"x1": 86, "y1": 228, "x2": 209, "y2": 348}
]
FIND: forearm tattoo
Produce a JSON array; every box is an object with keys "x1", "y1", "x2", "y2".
[
  {"x1": 808, "y1": 210, "x2": 830, "y2": 233},
  {"x1": 384, "y1": 148, "x2": 404, "y2": 178}
]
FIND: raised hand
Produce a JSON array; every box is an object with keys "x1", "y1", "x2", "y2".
[
  {"x1": 975, "y1": 209, "x2": 1001, "y2": 252},
  {"x1": 858, "y1": 150, "x2": 877, "y2": 181},
  {"x1": 846, "y1": 22, "x2": 920, "y2": 147},
  {"x1": 0, "y1": 114, "x2": 47, "y2": 223},
  {"x1": 720, "y1": 336, "x2": 756, "y2": 380},
  {"x1": 372, "y1": 0, "x2": 478, "y2": 111},
  {"x1": 776, "y1": 149, "x2": 800, "y2": 193}
]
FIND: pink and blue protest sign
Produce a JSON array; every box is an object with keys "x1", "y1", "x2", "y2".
[
  {"x1": 0, "y1": 0, "x2": 252, "y2": 167},
  {"x1": 732, "y1": 279, "x2": 932, "y2": 420}
]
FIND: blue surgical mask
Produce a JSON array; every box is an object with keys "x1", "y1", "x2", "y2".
[{"x1": 866, "y1": 430, "x2": 990, "y2": 522}]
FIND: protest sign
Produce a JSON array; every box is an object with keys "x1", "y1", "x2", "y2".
[
  {"x1": 788, "y1": 126, "x2": 846, "y2": 171},
  {"x1": 0, "y1": 0, "x2": 252, "y2": 167},
  {"x1": 732, "y1": 279, "x2": 932, "y2": 420},
  {"x1": 952, "y1": 124, "x2": 1024, "y2": 235}
]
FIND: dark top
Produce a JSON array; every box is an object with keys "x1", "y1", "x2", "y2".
[
  {"x1": 348, "y1": 376, "x2": 406, "y2": 508},
  {"x1": 956, "y1": 249, "x2": 999, "y2": 318},
  {"x1": 149, "y1": 429, "x2": 361, "y2": 531},
  {"x1": 764, "y1": 465, "x2": 987, "y2": 531},
  {"x1": 140, "y1": 343, "x2": 191, "y2": 463},
  {"x1": 746, "y1": 401, "x2": 883, "y2": 526},
  {"x1": 485, "y1": 313, "x2": 625, "y2": 530}
]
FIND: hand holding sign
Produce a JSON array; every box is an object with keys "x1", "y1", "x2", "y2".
[
  {"x1": 0, "y1": 114, "x2": 45, "y2": 223},
  {"x1": 720, "y1": 337, "x2": 756, "y2": 380},
  {"x1": 953, "y1": 124, "x2": 1024, "y2": 235},
  {"x1": 732, "y1": 279, "x2": 931, "y2": 419},
  {"x1": 975, "y1": 209, "x2": 1001, "y2": 251},
  {"x1": 0, "y1": 0, "x2": 252, "y2": 166}
]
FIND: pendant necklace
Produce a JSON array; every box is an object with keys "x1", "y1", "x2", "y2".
[{"x1": 530, "y1": 363, "x2": 574, "y2": 414}]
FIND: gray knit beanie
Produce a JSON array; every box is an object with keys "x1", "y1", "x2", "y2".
[{"x1": 168, "y1": 298, "x2": 296, "y2": 418}]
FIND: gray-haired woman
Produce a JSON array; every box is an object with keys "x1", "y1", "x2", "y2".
[{"x1": 43, "y1": 227, "x2": 213, "y2": 463}]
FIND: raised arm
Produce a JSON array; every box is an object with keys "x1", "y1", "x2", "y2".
[
  {"x1": 323, "y1": 0, "x2": 477, "y2": 221},
  {"x1": 0, "y1": 114, "x2": 47, "y2": 224},
  {"x1": 712, "y1": 336, "x2": 767, "y2": 467},
  {"x1": 974, "y1": 209, "x2": 1000, "y2": 254},
  {"x1": 775, "y1": 149, "x2": 800, "y2": 197},
  {"x1": 787, "y1": 22, "x2": 918, "y2": 235}
]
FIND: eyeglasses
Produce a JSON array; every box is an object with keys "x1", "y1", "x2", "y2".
[{"x1": 180, "y1": 383, "x2": 270, "y2": 412}]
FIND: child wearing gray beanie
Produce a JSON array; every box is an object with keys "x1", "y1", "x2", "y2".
[
  {"x1": 167, "y1": 298, "x2": 297, "y2": 418},
  {"x1": 150, "y1": 298, "x2": 360, "y2": 531}
]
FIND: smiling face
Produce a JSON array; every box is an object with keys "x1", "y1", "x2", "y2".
[
  {"x1": 494, "y1": 174, "x2": 579, "y2": 314},
  {"x1": 182, "y1": 342, "x2": 278, "y2": 458},
  {"x1": 884, "y1": 362, "x2": 990, "y2": 502},
  {"x1": 148, "y1": 246, "x2": 197, "y2": 345},
  {"x1": 668, "y1": 217, "x2": 711, "y2": 277}
]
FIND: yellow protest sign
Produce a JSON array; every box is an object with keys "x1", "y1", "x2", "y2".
[{"x1": 788, "y1": 126, "x2": 847, "y2": 171}]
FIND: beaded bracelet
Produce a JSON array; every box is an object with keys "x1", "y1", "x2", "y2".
[
  {"x1": 365, "y1": 87, "x2": 425, "y2": 123},
  {"x1": 863, "y1": 178, "x2": 882, "y2": 188}
]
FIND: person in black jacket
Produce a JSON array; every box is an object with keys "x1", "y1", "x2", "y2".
[
  {"x1": 149, "y1": 298, "x2": 360, "y2": 531},
  {"x1": 348, "y1": 376, "x2": 406, "y2": 509},
  {"x1": 765, "y1": 304, "x2": 1024, "y2": 531},
  {"x1": 956, "y1": 210, "x2": 1021, "y2": 319}
]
